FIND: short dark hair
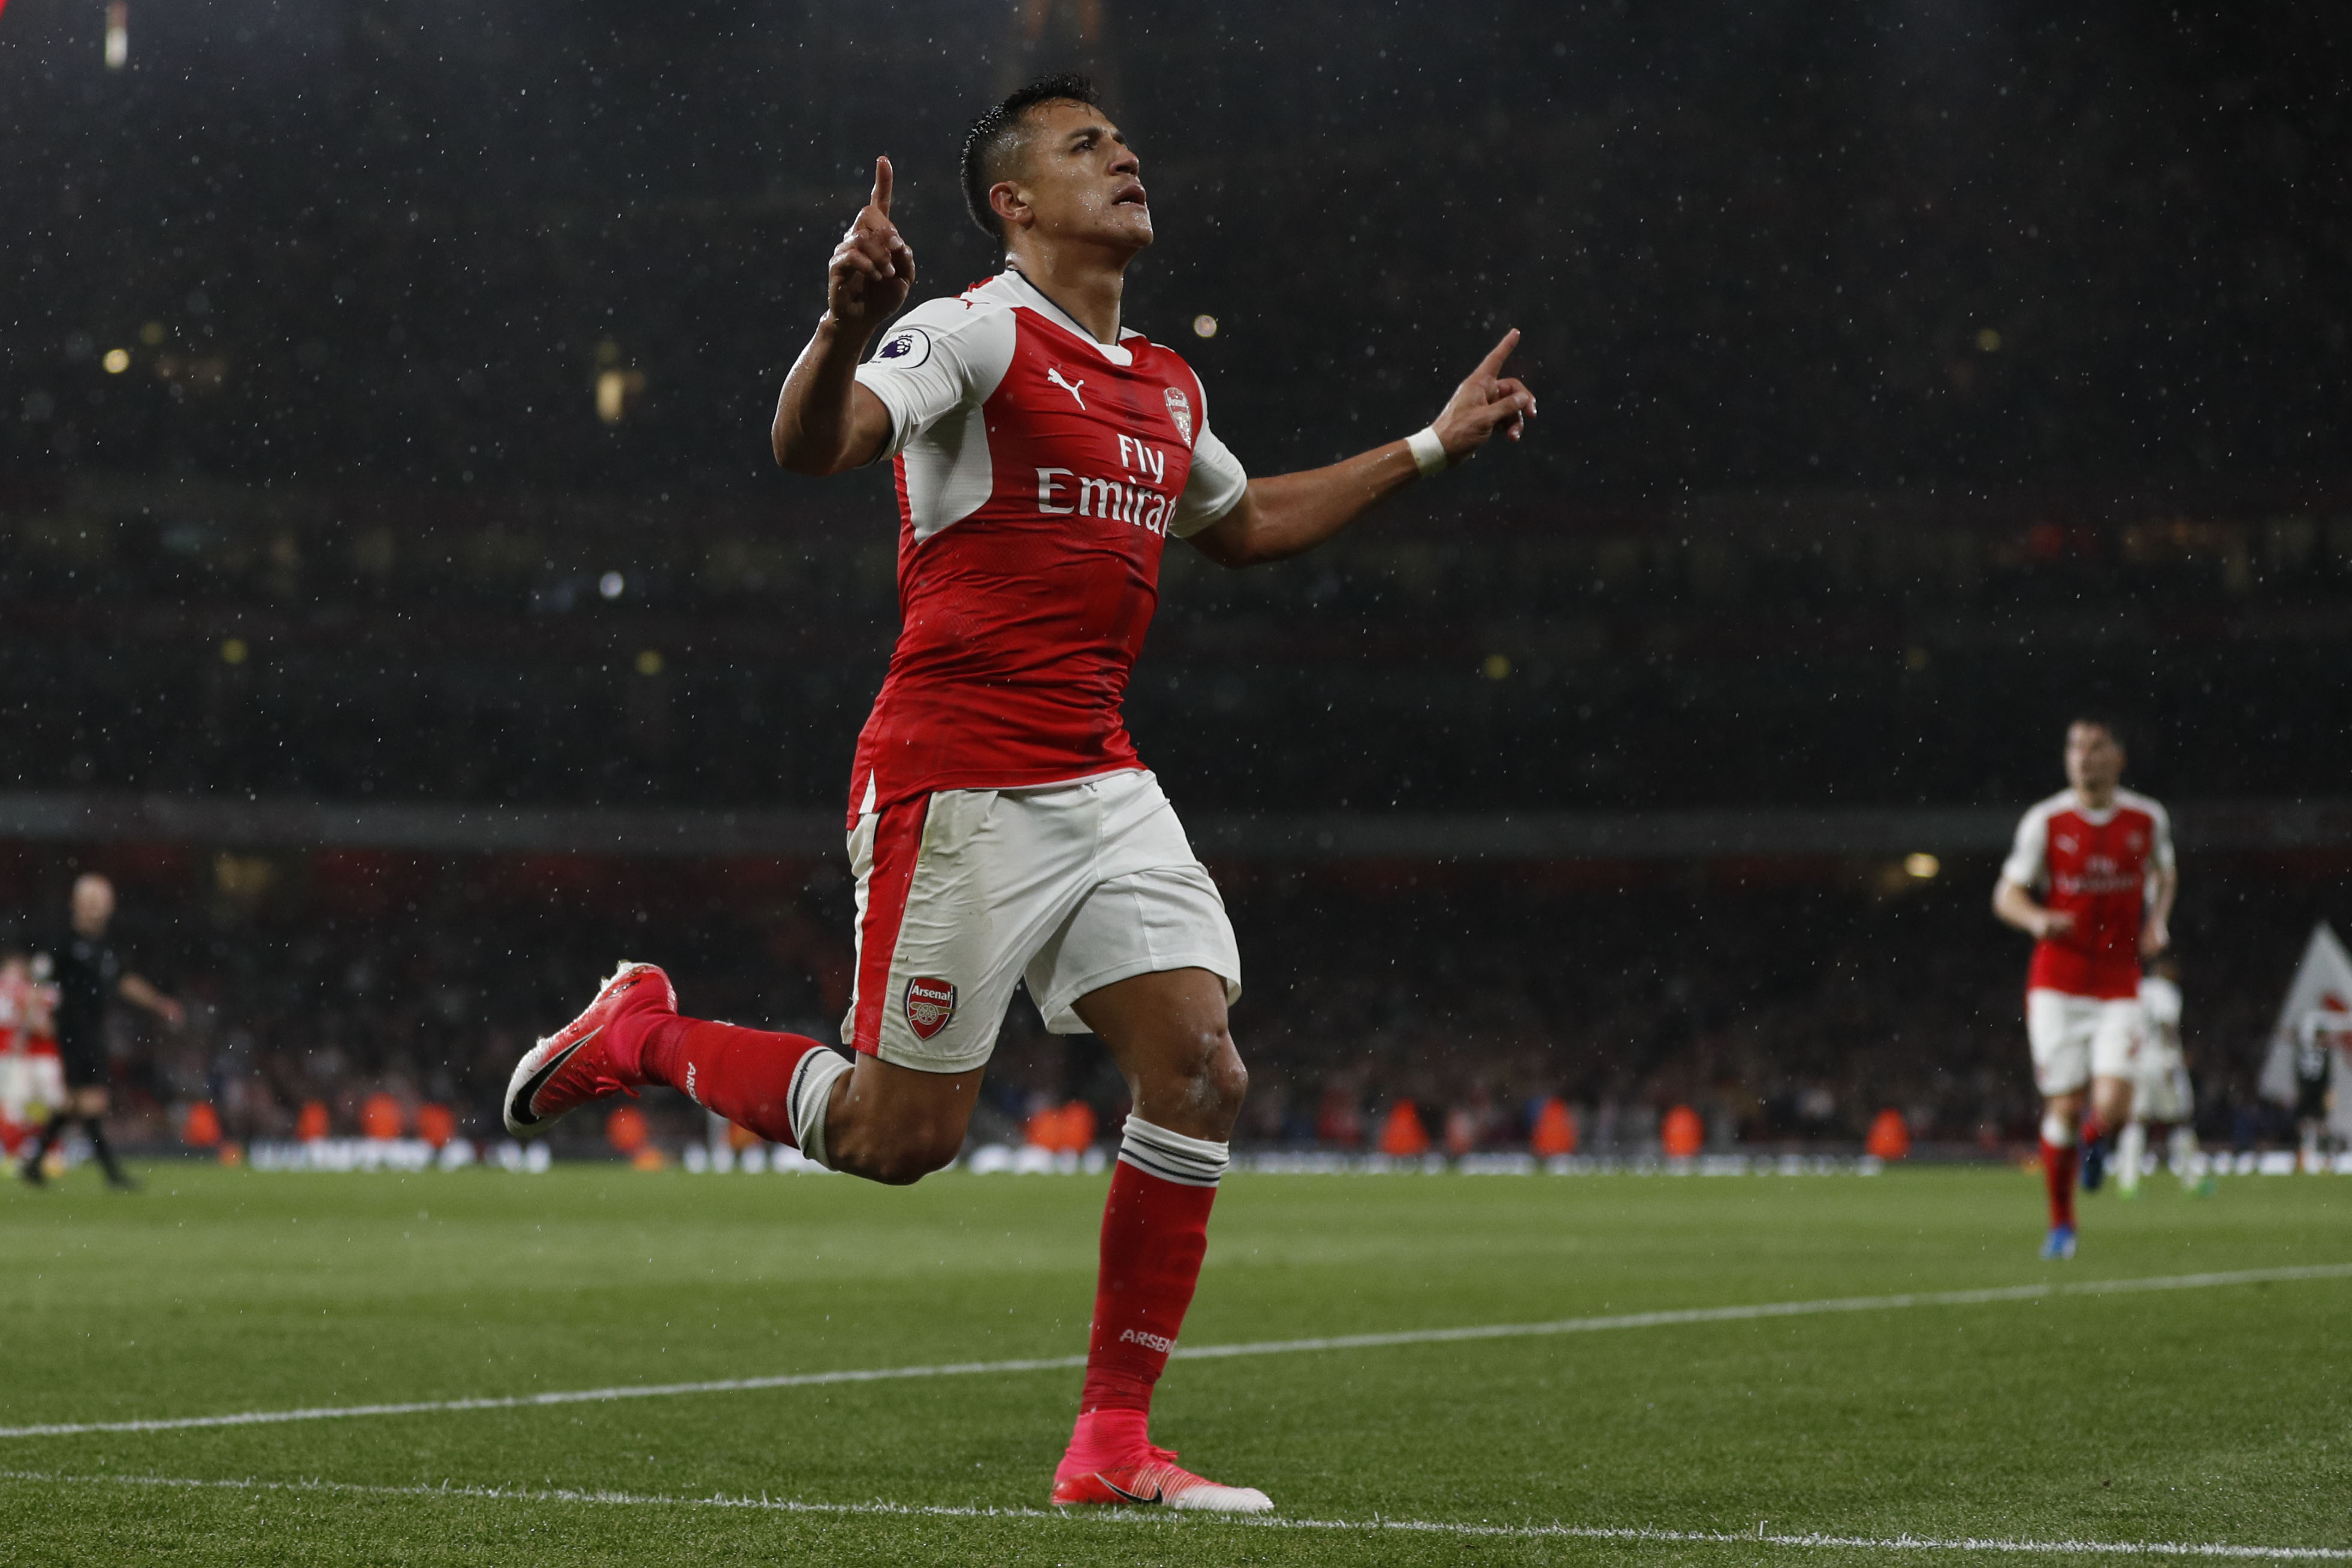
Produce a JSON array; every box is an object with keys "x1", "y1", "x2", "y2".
[
  {"x1": 2068, "y1": 714, "x2": 2127, "y2": 752},
  {"x1": 961, "y1": 73, "x2": 1101, "y2": 241}
]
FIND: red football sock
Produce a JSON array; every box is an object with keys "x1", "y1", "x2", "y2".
[
  {"x1": 2040, "y1": 1140, "x2": 2078, "y2": 1229},
  {"x1": 635, "y1": 1017, "x2": 831, "y2": 1147},
  {"x1": 1066, "y1": 1119, "x2": 1230, "y2": 1472}
]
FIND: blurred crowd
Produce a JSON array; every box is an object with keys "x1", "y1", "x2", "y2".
[
  {"x1": 5, "y1": 474, "x2": 2350, "y2": 820},
  {"x1": 1, "y1": 851, "x2": 2322, "y2": 1162}
]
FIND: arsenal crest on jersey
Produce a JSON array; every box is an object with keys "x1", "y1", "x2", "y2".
[
  {"x1": 1164, "y1": 386, "x2": 1193, "y2": 445},
  {"x1": 904, "y1": 975, "x2": 958, "y2": 1040}
]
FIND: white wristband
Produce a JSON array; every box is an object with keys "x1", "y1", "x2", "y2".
[{"x1": 1405, "y1": 426, "x2": 1449, "y2": 478}]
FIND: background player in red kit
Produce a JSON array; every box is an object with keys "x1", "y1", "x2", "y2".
[
  {"x1": 1994, "y1": 718, "x2": 2176, "y2": 1259},
  {"x1": 500, "y1": 75, "x2": 1534, "y2": 1511}
]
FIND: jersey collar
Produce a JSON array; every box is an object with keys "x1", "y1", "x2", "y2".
[
  {"x1": 990, "y1": 267, "x2": 1140, "y2": 367},
  {"x1": 2066, "y1": 789, "x2": 2124, "y2": 825}
]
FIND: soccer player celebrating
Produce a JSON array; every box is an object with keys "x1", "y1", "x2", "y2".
[
  {"x1": 501, "y1": 74, "x2": 1533, "y2": 1511},
  {"x1": 1993, "y1": 718, "x2": 2176, "y2": 1259}
]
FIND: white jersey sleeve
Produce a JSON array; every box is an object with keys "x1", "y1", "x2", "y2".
[
  {"x1": 853, "y1": 299, "x2": 1016, "y2": 461},
  {"x1": 1168, "y1": 380, "x2": 1248, "y2": 537},
  {"x1": 2000, "y1": 801, "x2": 2051, "y2": 889}
]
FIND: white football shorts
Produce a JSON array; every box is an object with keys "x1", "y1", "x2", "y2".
[
  {"x1": 841, "y1": 769, "x2": 1241, "y2": 1074},
  {"x1": 2025, "y1": 989, "x2": 2141, "y2": 1098},
  {"x1": 0, "y1": 1050, "x2": 64, "y2": 1116}
]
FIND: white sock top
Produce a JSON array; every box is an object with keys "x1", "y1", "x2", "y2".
[{"x1": 1118, "y1": 1115, "x2": 1229, "y2": 1188}]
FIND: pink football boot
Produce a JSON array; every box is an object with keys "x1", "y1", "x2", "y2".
[
  {"x1": 1051, "y1": 1443, "x2": 1273, "y2": 1513},
  {"x1": 502, "y1": 961, "x2": 676, "y2": 1135}
]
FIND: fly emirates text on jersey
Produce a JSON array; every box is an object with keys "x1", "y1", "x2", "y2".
[{"x1": 1036, "y1": 434, "x2": 1175, "y2": 536}]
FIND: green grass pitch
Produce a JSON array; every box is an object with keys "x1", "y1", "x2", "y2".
[{"x1": 3, "y1": 1163, "x2": 2347, "y2": 1565}]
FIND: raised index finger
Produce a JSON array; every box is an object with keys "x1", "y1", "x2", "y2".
[
  {"x1": 1472, "y1": 327, "x2": 1522, "y2": 380},
  {"x1": 869, "y1": 155, "x2": 894, "y2": 217}
]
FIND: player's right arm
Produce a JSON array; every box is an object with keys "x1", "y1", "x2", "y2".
[
  {"x1": 772, "y1": 157, "x2": 914, "y2": 476},
  {"x1": 1992, "y1": 804, "x2": 2072, "y2": 938},
  {"x1": 1992, "y1": 879, "x2": 2069, "y2": 939}
]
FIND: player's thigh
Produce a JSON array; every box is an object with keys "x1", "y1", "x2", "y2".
[
  {"x1": 832, "y1": 1051, "x2": 988, "y2": 1165},
  {"x1": 1026, "y1": 775, "x2": 1240, "y2": 1037},
  {"x1": 2026, "y1": 989, "x2": 2095, "y2": 1098},
  {"x1": 2090, "y1": 1000, "x2": 2142, "y2": 1082},
  {"x1": 842, "y1": 788, "x2": 1076, "y2": 1075}
]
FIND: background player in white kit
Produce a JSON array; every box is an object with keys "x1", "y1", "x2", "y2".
[
  {"x1": 2114, "y1": 954, "x2": 2212, "y2": 1198},
  {"x1": 1993, "y1": 718, "x2": 2176, "y2": 1259},
  {"x1": 499, "y1": 75, "x2": 1535, "y2": 1512}
]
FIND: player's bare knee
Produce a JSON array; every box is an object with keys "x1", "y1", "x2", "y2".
[
  {"x1": 1203, "y1": 1046, "x2": 1248, "y2": 1123},
  {"x1": 1176, "y1": 1027, "x2": 1247, "y2": 1126}
]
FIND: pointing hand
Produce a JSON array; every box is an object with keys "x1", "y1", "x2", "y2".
[
  {"x1": 826, "y1": 155, "x2": 917, "y2": 334},
  {"x1": 1428, "y1": 330, "x2": 1536, "y2": 464}
]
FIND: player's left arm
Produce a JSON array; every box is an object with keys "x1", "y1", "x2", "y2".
[
  {"x1": 2140, "y1": 808, "x2": 2178, "y2": 956},
  {"x1": 119, "y1": 972, "x2": 186, "y2": 1029},
  {"x1": 2141, "y1": 863, "x2": 2177, "y2": 957},
  {"x1": 1187, "y1": 330, "x2": 1533, "y2": 569}
]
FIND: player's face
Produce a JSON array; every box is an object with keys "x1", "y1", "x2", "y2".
[
  {"x1": 2063, "y1": 723, "x2": 2123, "y2": 794},
  {"x1": 71, "y1": 874, "x2": 115, "y2": 930},
  {"x1": 1006, "y1": 99, "x2": 1152, "y2": 253}
]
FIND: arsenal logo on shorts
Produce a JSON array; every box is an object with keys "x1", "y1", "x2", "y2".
[
  {"x1": 904, "y1": 976, "x2": 958, "y2": 1041},
  {"x1": 1163, "y1": 386, "x2": 1193, "y2": 445}
]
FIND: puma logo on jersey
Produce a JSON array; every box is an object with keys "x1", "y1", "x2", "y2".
[{"x1": 1046, "y1": 367, "x2": 1086, "y2": 409}]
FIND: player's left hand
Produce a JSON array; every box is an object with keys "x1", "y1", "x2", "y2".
[
  {"x1": 2139, "y1": 920, "x2": 2170, "y2": 958},
  {"x1": 1430, "y1": 329, "x2": 1536, "y2": 463}
]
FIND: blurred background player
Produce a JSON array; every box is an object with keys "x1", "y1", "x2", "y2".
[
  {"x1": 500, "y1": 75, "x2": 1533, "y2": 1512},
  {"x1": 1993, "y1": 718, "x2": 2176, "y2": 1259},
  {"x1": 0, "y1": 953, "x2": 65, "y2": 1164},
  {"x1": 2115, "y1": 954, "x2": 2211, "y2": 1198},
  {"x1": 2293, "y1": 1002, "x2": 2344, "y2": 1172},
  {"x1": 17, "y1": 874, "x2": 185, "y2": 1189}
]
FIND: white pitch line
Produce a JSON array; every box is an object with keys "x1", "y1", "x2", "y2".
[
  {"x1": 5, "y1": 1261, "x2": 2347, "y2": 1442},
  {"x1": 4, "y1": 1468, "x2": 2347, "y2": 1561}
]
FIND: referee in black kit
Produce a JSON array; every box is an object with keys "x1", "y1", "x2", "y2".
[{"x1": 18, "y1": 874, "x2": 183, "y2": 1189}]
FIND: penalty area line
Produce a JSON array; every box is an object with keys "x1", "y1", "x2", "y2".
[
  {"x1": 2, "y1": 1469, "x2": 2347, "y2": 1561},
  {"x1": 4, "y1": 1261, "x2": 2348, "y2": 1442}
]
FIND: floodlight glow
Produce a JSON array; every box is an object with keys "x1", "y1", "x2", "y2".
[
  {"x1": 102, "y1": 348, "x2": 130, "y2": 373},
  {"x1": 1904, "y1": 853, "x2": 1940, "y2": 880},
  {"x1": 104, "y1": 2, "x2": 126, "y2": 68},
  {"x1": 1192, "y1": 315, "x2": 1218, "y2": 339},
  {"x1": 599, "y1": 572, "x2": 625, "y2": 599},
  {"x1": 596, "y1": 369, "x2": 627, "y2": 423}
]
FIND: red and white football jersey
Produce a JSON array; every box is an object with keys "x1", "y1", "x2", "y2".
[
  {"x1": 2001, "y1": 788, "x2": 2175, "y2": 999},
  {"x1": 845, "y1": 269, "x2": 1249, "y2": 825}
]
